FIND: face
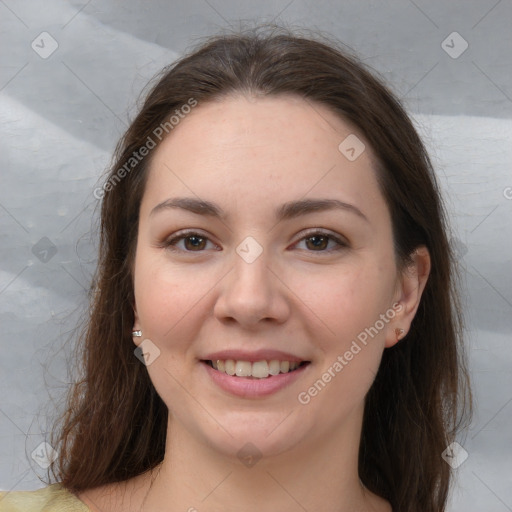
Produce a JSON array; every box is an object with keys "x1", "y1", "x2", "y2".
[{"x1": 132, "y1": 94, "x2": 405, "y2": 459}]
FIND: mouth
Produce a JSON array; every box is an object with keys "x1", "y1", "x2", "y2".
[{"x1": 201, "y1": 359, "x2": 311, "y2": 379}]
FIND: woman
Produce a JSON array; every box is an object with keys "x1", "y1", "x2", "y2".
[{"x1": 0, "y1": 24, "x2": 471, "y2": 512}]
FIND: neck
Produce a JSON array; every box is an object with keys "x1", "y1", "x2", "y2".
[{"x1": 141, "y1": 402, "x2": 381, "y2": 512}]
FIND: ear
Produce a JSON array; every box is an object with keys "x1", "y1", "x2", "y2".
[
  {"x1": 132, "y1": 300, "x2": 142, "y2": 347},
  {"x1": 386, "y1": 246, "x2": 431, "y2": 348}
]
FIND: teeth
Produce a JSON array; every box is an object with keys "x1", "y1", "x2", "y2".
[
  {"x1": 268, "y1": 360, "x2": 280, "y2": 375},
  {"x1": 235, "y1": 361, "x2": 252, "y2": 377},
  {"x1": 208, "y1": 359, "x2": 305, "y2": 378},
  {"x1": 225, "y1": 360, "x2": 236, "y2": 376}
]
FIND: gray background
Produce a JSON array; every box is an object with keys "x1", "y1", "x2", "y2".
[{"x1": 1, "y1": 1, "x2": 511, "y2": 510}]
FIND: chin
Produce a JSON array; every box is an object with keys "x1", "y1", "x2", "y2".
[{"x1": 196, "y1": 410, "x2": 311, "y2": 462}]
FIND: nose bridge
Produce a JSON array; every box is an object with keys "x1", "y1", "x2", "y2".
[
  {"x1": 230, "y1": 238, "x2": 273, "y2": 304},
  {"x1": 214, "y1": 235, "x2": 288, "y2": 325}
]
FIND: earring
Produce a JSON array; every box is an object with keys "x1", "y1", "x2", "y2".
[
  {"x1": 132, "y1": 330, "x2": 142, "y2": 337},
  {"x1": 395, "y1": 328, "x2": 405, "y2": 342}
]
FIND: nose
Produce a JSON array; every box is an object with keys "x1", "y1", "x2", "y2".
[{"x1": 213, "y1": 244, "x2": 290, "y2": 328}]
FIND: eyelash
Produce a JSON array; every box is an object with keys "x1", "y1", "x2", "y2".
[{"x1": 161, "y1": 228, "x2": 348, "y2": 255}]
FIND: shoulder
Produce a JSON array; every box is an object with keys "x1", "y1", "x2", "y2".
[{"x1": 0, "y1": 483, "x2": 90, "y2": 512}]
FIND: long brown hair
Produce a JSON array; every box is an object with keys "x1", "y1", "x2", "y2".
[{"x1": 49, "y1": 23, "x2": 472, "y2": 512}]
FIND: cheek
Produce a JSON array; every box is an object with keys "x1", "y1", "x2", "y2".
[
  {"x1": 133, "y1": 256, "x2": 208, "y2": 407},
  {"x1": 295, "y1": 265, "x2": 391, "y2": 418},
  {"x1": 295, "y1": 261, "x2": 392, "y2": 346},
  {"x1": 133, "y1": 251, "x2": 210, "y2": 346}
]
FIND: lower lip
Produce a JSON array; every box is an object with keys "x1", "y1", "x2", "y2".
[{"x1": 201, "y1": 361, "x2": 310, "y2": 398}]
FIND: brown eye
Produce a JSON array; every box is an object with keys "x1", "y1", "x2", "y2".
[
  {"x1": 162, "y1": 229, "x2": 347, "y2": 254},
  {"x1": 294, "y1": 230, "x2": 348, "y2": 253},
  {"x1": 304, "y1": 234, "x2": 330, "y2": 251},
  {"x1": 182, "y1": 235, "x2": 207, "y2": 251},
  {"x1": 163, "y1": 231, "x2": 217, "y2": 252}
]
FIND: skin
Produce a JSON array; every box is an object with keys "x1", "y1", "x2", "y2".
[{"x1": 79, "y1": 94, "x2": 430, "y2": 512}]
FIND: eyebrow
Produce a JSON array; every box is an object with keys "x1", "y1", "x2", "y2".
[{"x1": 149, "y1": 197, "x2": 369, "y2": 223}]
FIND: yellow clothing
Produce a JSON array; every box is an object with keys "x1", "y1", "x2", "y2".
[{"x1": 0, "y1": 483, "x2": 90, "y2": 511}]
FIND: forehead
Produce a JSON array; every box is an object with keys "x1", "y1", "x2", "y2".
[{"x1": 141, "y1": 94, "x2": 387, "y2": 224}]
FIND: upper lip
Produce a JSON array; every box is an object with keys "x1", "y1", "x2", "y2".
[{"x1": 201, "y1": 349, "x2": 307, "y2": 363}]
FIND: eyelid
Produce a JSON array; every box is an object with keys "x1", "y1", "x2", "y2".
[
  {"x1": 291, "y1": 228, "x2": 349, "y2": 252},
  {"x1": 161, "y1": 229, "x2": 219, "y2": 252},
  {"x1": 161, "y1": 228, "x2": 349, "y2": 254}
]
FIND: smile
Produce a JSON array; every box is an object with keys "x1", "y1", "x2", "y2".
[
  {"x1": 202, "y1": 359, "x2": 310, "y2": 379},
  {"x1": 200, "y1": 359, "x2": 311, "y2": 398}
]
